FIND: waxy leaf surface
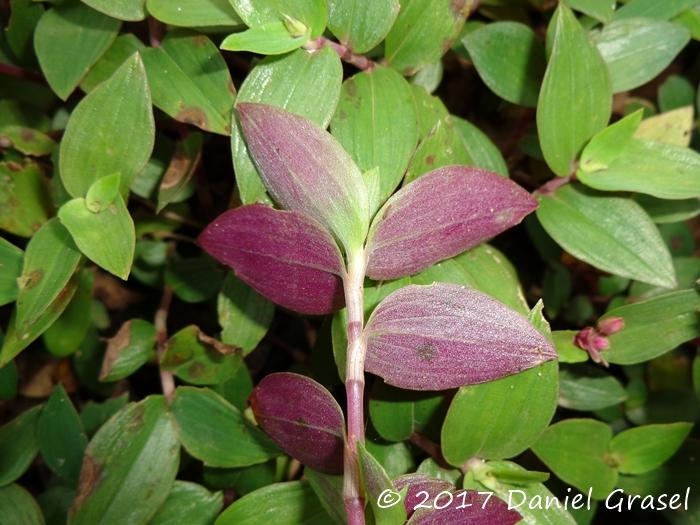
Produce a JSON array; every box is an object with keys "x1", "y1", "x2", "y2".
[
  {"x1": 198, "y1": 204, "x2": 344, "y2": 315},
  {"x1": 327, "y1": 0, "x2": 399, "y2": 53},
  {"x1": 364, "y1": 284, "x2": 557, "y2": 390},
  {"x1": 249, "y1": 373, "x2": 345, "y2": 474},
  {"x1": 237, "y1": 103, "x2": 368, "y2": 253},
  {"x1": 146, "y1": 0, "x2": 242, "y2": 27},
  {"x1": 81, "y1": 0, "x2": 145, "y2": 21},
  {"x1": 366, "y1": 166, "x2": 537, "y2": 280},
  {"x1": 610, "y1": 422, "x2": 692, "y2": 475}
]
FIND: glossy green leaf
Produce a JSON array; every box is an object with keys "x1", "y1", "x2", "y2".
[
  {"x1": 463, "y1": 21, "x2": 545, "y2": 107},
  {"x1": 609, "y1": 422, "x2": 692, "y2": 474},
  {"x1": 442, "y1": 361, "x2": 558, "y2": 465},
  {"x1": 0, "y1": 239, "x2": 21, "y2": 308},
  {"x1": 327, "y1": 0, "x2": 399, "y2": 53},
  {"x1": 215, "y1": 481, "x2": 331, "y2": 525},
  {"x1": 42, "y1": 269, "x2": 93, "y2": 357},
  {"x1": 161, "y1": 325, "x2": 243, "y2": 385},
  {"x1": 59, "y1": 52, "x2": 154, "y2": 198},
  {"x1": 536, "y1": 184, "x2": 676, "y2": 288},
  {"x1": 34, "y1": 3, "x2": 120, "y2": 100},
  {"x1": 537, "y1": 4, "x2": 611, "y2": 176},
  {"x1": 579, "y1": 110, "x2": 643, "y2": 172},
  {"x1": 37, "y1": 384, "x2": 88, "y2": 484},
  {"x1": 532, "y1": 419, "x2": 617, "y2": 499},
  {"x1": 15, "y1": 218, "x2": 81, "y2": 330},
  {"x1": 146, "y1": 0, "x2": 243, "y2": 27},
  {"x1": 613, "y1": 0, "x2": 700, "y2": 21},
  {"x1": 453, "y1": 117, "x2": 509, "y2": 177},
  {"x1": 593, "y1": 18, "x2": 690, "y2": 93},
  {"x1": 220, "y1": 21, "x2": 309, "y2": 55},
  {"x1": 635, "y1": 106, "x2": 694, "y2": 147},
  {"x1": 0, "y1": 126, "x2": 54, "y2": 156},
  {"x1": 68, "y1": 396, "x2": 179, "y2": 525},
  {"x1": 0, "y1": 161, "x2": 51, "y2": 237},
  {"x1": 58, "y1": 193, "x2": 135, "y2": 280},
  {"x1": 79, "y1": 33, "x2": 145, "y2": 93},
  {"x1": 600, "y1": 289, "x2": 700, "y2": 364},
  {"x1": 384, "y1": 0, "x2": 467, "y2": 74},
  {"x1": 142, "y1": 31, "x2": 236, "y2": 135},
  {"x1": 565, "y1": 0, "x2": 615, "y2": 22},
  {"x1": 228, "y1": 0, "x2": 327, "y2": 37},
  {"x1": 559, "y1": 366, "x2": 628, "y2": 411},
  {"x1": 99, "y1": 319, "x2": 156, "y2": 381},
  {"x1": 218, "y1": 274, "x2": 274, "y2": 355},
  {"x1": 84, "y1": 173, "x2": 121, "y2": 213},
  {"x1": 0, "y1": 405, "x2": 41, "y2": 486},
  {"x1": 0, "y1": 484, "x2": 46, "y2": 525},
  {"x1": 170, "y1": 386, "x2": 279, "y2": 467},
  {"x1": 331, "y1": 66, "x2": 418, "y2": 208},
  {"x1": 80, "y1": 0, "x2": 145, "y2": 21},
  {"x1": 358, "y1": 443, "x2": 407, "y2": 525},
  {"x1": 369, "y1": 382, "x2": 444, "y2": 442},
  {"x1": 149, "y1": 481, "x2": 223, "y2": 525},
  {"x1": 231, "y1": 47, "x2": 342, "y2": 204}
]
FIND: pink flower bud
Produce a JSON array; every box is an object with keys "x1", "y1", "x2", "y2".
[{"x1": 597, "y1": 316, "x2": 625, "y2": 336}]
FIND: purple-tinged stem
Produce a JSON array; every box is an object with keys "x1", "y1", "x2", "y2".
[
  {"x1": 305, "y1": 37, "x2": 377, "y2": 72},
  {"x1": 342, "y1": 248, "x2": 368, "y2": 525},
  {"x1": 533, "y1": 174, "x2": 574, "y2": 197},
  {"x1": 155, "y1": 286, "x2": 175, "y2": 401}
]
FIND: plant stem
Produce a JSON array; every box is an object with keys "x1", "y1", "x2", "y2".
[
  {"x1": 343, "y1": 248, "x2": 368, "y2": 525},
  {"x1": 155, "y1": 286, "x2": 175, "y2": 400},
  {"x1": 305, "y1": 37, "x2": 377, "y2": 71}
]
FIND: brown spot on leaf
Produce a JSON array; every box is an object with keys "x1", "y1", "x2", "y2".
[
  {"x1": 197, "y1": 328, "x2": 240, "y2": 355},
  {"x1": 188, "y1": 362, "x2": 204, "y2": 378},
  {"x1": 6, "y1": 161, "x2": 22, "y2": 172},
  {"x1": 426, "y1": 154, "x2": 436, "y2": 166},
  {"x1": 20, "y1": 129, "x2": 35, "y2": 141},
  {"x1": 100, "y1": 321, "x2": 134, "y2": 380},
  {"x1": 126, "y1": 404, "x2": 145, "y2": 433},
  {"x1": 416, "y1": 342, "x2": 437, "y2": 362},
  {"x1": 192, "y1": 35, "x2": 208, "y2": 47},
  {"x1": 345, "y1": 79, "x2": 358, "y2": 99},
  {"x1": 18, "y1": 269, "x2": 43, "y2": 290},
  {"x1": 71, "y1": 455, "x2": 104, "y2": 515},
  {"x1": 176, "y1": 107, "x2": 209, "y2": 131}
]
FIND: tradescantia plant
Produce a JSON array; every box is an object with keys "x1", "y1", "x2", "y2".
[{"x1": 1, "y1": 0, "x2": 700, "y2": 524}]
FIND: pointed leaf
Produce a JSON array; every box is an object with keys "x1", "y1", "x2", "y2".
[
  {"x1": 536, "y1": 184, "x2": 676, "y2": 288},
  {"x1": 149, "y1": 481, "x2": 223, "y2": 525},
  {"x1": 228, "y1": 0, "x2": 327, "y2": 37},
  {"x1": 0, "y1": 485, "x2": 45, "y2": 525},
  {"x1": 357, "y1": 442, "x2": 407, "y2": 525},
  {"x1": 366, "y1": 166, "x2": 537, "y2": 280},
  {"x1": 237, "y1": 103, "x2": 368, "y2": 253},
  {"x1": 81, "y1": 0, "x2": 146, "y2": 21},
  {"x1": 220, "y1": 22, "x2": 309, "y2": 55},
  {"x1": 364, "y1": 283, "x2": 557, "y2": 390},
  {"x1": 0, "y1": 405, "x2": 41, "y2": 486},
  {"x1": 537, "y1": 4, "x2": 611, "y2": 176},
  {"x1": 565, "y1": 0, "x2": 615, "y2": 22},
  {"x1": 0, "y1": 160, "x2": 51, "y2": 237},
  {"x1": 249, "y1": 372, "x2": 345, "y2": 474},
  {"x1": 609, "y1": 422, "x2": 692, "y2": 475},
  {"x1": 59, "y1": 52, "x2": 154, "y2": 198},
  {"x1": 99, "y1": 319, "x2": 156, "y2": 381},
  {"x1": 0, "y1": 238, "x2": 23, "y2": 307},
  {"x1": 198, "y1": 204, "x2": 344, "y2": 315},
  {"x1": 327, "y1": 0, "x2": 399, "y2": 53},
  {"x1": 232, "y1": 47, "x2": 342, "y2": 204},
  {"x1": 80, "y1": 33, "x2": 146, "y2": 93},
  {"x1": 613, "y1": 0, "x2": 700, "y2": 21},
  {"x1": 218, "y1": 274, "x2": 273, "y2": 354},
  {"x1": 146, "y1": 0, "x2": 242, "y2": 27}
]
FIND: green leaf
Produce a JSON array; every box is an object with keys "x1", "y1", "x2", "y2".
[
  {"x1": 170, "y1": 386, "x2": 279, "y2": 468},
  {"x1": 146, "y1": 0, "x2": 243, "y2": 27},
  {"x1": 613, "y1": 0, "x2": 700, "y2": 21},
  {"x1": 559, "y1": 366, "x2": 629, "y2": 411},
  {"x1": 537, "y1": 4, "x2": 611, "y2": 176},
  {"x1": 37, "y1": 384, "x2": 88, "y2": 484},
  {"x1": 0, "y1": 160, "x2": 51, "y2": 237},
  {"x1": 218, "y1": 274, "x2": 274, "y2": 355},
  {"x1": 600, "y1": 289, "x2": 700, "y2": 365},
  {"x1": 84, "y1": 173, "x2": 120, "y2": 213},
  {"x1": 358, "y1": 443, "x2": 407, "y2": 525},
  {"x1": 79, "y1": 393, "x2": 129, "y2": 436},
  {"x1": 0, "y1": 405, "x2": 41, "y2": 486},
  {"x1": 593, "y1": 18, "x2": 690, "y2": 93},
  {"x1": 68, "y1": 396, "x2": 179, "y2": 525},
  {"x1": 0, "y1": 484, "x2": 46, "y2": 525},
  {"x1": 99, "y1": 319, "x2": 156, "y2": 381},
  {"x1": 59, "y1": 52, "x2": 154, "y2": 198},
  {"x1": 228, "y1": 0, "x2": 327, "y2": 38},
  {"x1": 531, "y1": 419, "x2": 617, "y2": 499},
  {"x1": 58, "y1": 193, "x2": 135, "y2": 280},
  {"x1": 80, "y1": 33, "x2": 146, "y2": 93},
  {"x1": 0, "y1": 238, "x2": 22, "y2": 308},
  {"x1": 0, "y1": 126, "x2": 54, "y2": 156},
  {"x1": 463, "y1": 21, "x2": 545, "y2": 107},
  {"x1": 536, "y1": 184, "x2": 676, "y2": 288},
  {"x1": 165, "y1": 256, "x2": 224, "y2": 303},
  {"x1": 453, "y1": 117, "x2": 508, "y2": 177},
  {"x1": 635, "y1": 106, "x2": 694, "y2": 147},
  {"x1": 565, "y1": 0, "x2": 615, "y2": 22},
  {"x1": 579, "y1": 110, "x2": 643, "y2": 172},
  {"x1": 369, "y1": 382, "x2": 444, "y2": 442},
  {"x1": 220, "y1": 21, "x2": 309, "y2": 55},
  {"x1": 34, "y1": 2, "x2": 121, "y2": 100},
  {"x1": 149, "y1": 481, "x2": 223, "y2": 525},
  {"x1": 232, "y1": 47, "x2": 342, "y2": 204},
  {"x1": 80, "y1": 0, "x2": 145, "y2": 21},
  {"x1": 142, "y1": 31, "x2": 236, "y2": 135},
  {"x1": 215, "y1": 481, "x2": 331, "y2": 525},
  {"x1": 331, "y1": 66, "x2": 418, "y2": 208},
  {"x1": 442, "y1": 361, "x2": 558, "y2": 465},
  {"x1": 327, "y1": 0, "x2": 399, "y2": 53},
  {"x1": 15, "y1": 218, "x2": 82, "y2": 330},
  {"x1": 0, "y1": 360, "x2": 18, "y2": 401},
  {"x1": 161, "y1": 325, "x2": 243, "y2": 385},
  {"x1": 609, "y1": 422, "x2": 693, "y2": 474},
  {"x1": 658, "y1": 74, "x2": 696, "y2": 112},
  {"x1": 553, "y1": 330, "x2": 589, "y2": 363},
  {"x1": 6, "y1": 0, "x2": 44, "y2": 65},
  {"x1": 305, "y1": 470, "x2": 345, "y2": 525},
  {"x1": 385, "y1": 0, "x2": 467, "y2": 74}
]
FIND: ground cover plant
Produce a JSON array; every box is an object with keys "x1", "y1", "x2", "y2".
[{"x1": 0, "y1": 0, "x2": 699, "y2": 523}]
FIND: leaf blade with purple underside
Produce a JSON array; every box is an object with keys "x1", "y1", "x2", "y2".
[
  {"x1": 407, "y1": 491, "x2": 521, "y2": 525},
  {"x1": 198, "y1": 204, "x2": 344, "y2": 315},
  {"x1": 365, "y1": 166, "x2": 537, "y2": 280},
  {"x1": 236, "y1": 102, "x2": 369, "y2": 253},
  {"x1": 249, "y1": 373, "x2": 345, "y2": 475},
  {"x1": 364, "y1": 283, "x2": 557, "y2": 390}
]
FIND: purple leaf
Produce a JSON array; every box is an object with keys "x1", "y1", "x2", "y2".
[
  {"x1": 407, "y1": 491, "x2": 521, "y2": 525},
  {"x1": 364, "y1": 283, "x2": 557, "y2": 390},
  {"x1": 394, "y1": 474, "x2": 454, "y2": 519},
  {"x1": 249, "y1": 372, "x2": 345, "y2": 474},
  {"x1": 366, "y1": 166, "x2": 537, "y2": 280},
  {"x1": 198, "y1": 204, "x2": 344, "y2": 315},
  {"x1": 237, "y1": 102, "x2": 369, "y2": 252}
]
